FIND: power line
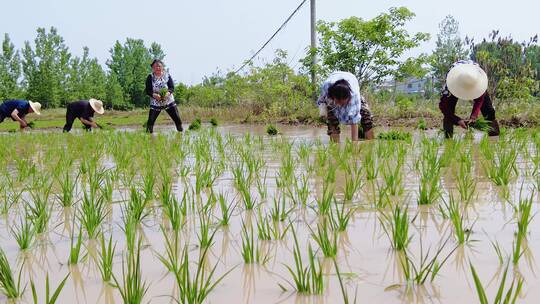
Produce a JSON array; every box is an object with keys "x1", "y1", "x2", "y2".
[{"x1": 234, "y1": 0, "x2": 309, "y2": 74}]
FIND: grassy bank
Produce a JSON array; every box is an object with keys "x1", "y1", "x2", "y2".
[{"x1": 1, "y1": 99, "x2": 538, "y2": 132}]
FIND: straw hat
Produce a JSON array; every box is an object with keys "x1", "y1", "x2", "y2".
[
  {"x1": 29, "y1": 101, "x2": 41, "y2": 115},
  {"x1": 89, "y1": 98, "x2": 105, "y2": 115},
  {"x1": 446, "y1": 64, "x2": 488, "y2": 100}
]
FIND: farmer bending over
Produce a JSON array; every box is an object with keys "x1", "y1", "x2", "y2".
[
  {"x1": 439, "y1": 60, "x2": 500, "y2": 138},
  {"x1": 63, "y1": 99, "x2": 105, "y2": 132},
  {"x1": 0, "y1": 99, "x2": 41, "y2": 129},
  {"x1": 317, "y1": 71, "x2": 374, "y2": 143}
]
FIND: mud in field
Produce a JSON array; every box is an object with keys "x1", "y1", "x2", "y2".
[{"x1": 0, "y1": 125, "x2": 539, "y2": 304}]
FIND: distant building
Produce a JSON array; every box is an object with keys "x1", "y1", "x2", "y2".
[{"x1": 378, "y1": 77, "x2": 430, "y2": 94}]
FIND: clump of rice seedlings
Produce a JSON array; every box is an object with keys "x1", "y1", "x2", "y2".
[
  {"x1": 280, "y1": 226, "x2": 324, "y2": 294},
  {"x1": 483, "y1": 143, "x2": 518, "y2": 186},
  {"x1": 266, "y1": 124, "x2": 278, "y2": 136},
  {"x1": 468, "y1": 117, "x2": 493, "y2": 133},
  {"x1": 270, "y1": 195, "x2": 293, "y2": 222},
  {"x1": 334, "y1": 259, "x2": 358, "y2": 304},
  {"x1": 241, "y1": 222, "x2": 270, "y2": 264},
  {"x1": 125, "y1": 188, "x2": 150, "y2": 225},
  {"x1": 417, "y1": 140, "x2": 442, "y2": 205},
  {"x1": 377, "y1": 130, "x2": 412, "y2": 141},
  {"x1": 100, "y1": 172, "x2": 114, "y2": 204},
  {"x1": 80, "y1": 191, "x2": 109, "y2": 239},
  {"x1": 30, "y1": 273, "x2": 70, "y2": 304},
  {"x1": 343, "y1": 164, "x2": 363, "y2": 201},
  {"x1": 156, "y1": 229, "x2": 181, "y2": 273},
  {"x1": 364, "y1": 145, "x2": 379, "y2": 181},
  {"x1": 55, "y1": 170, "x2": 79, "y2": 208},
  {"x1": 189, "y1": 118, "x2": 202, "y2": 131},
  {"x1": 470, "y1": 262, "x2": 523, "y2": 304},
  {"x1": 121, "y1": 215, "x2": 138, "y2": 255},
  {"x1": 255, "y1": 171, "x2": 268, "y2": 201},
  {"x1": 330, "y1": 201, "x2": 354, "y2": 232},
  {"x1": 172, "y1": 243, "x2": 233, "y2": 304},
  {"x1": 113, "y1": 238, "x2": 149, "y2": 304},
  {"x1": 68, "y1": 225, "x2": 84, "y2": 265},
  {"x1": 97, "y1": 234, "x2": 116, "y2": 283},
  {"x1": 316, "y1": 183, "x2": 335, "y2": 215},
  {"x1": 310, "y1": 219, "x2": 338, "y2": 258},
  {"x1": 369, "y1": 183, "x2": 391, "y2": 209},
  {"x1": 417, "y1": 118, "x2": 427, "y2": 131},
  {"x1": 514, "y1": 189, "x2": 534, "y2": 238},
  {"x1": 218, "y1": 193, "x2": 235, "y2": 226},
  {"x1": 209, "y1": 117, "x2": 219, "y2": 127},
  {"x1": 27, "y1": 187, "x2": 52, "y2": 234},
  {"x1": 160, "y1": 184, "x2": 187, "y2": 231},
  {"x1": 399, "y1": 237, "x2": 456, "y2": 285},
  {"x1": 417, "y1": 172, "x2": 441, "y2": 205},
  {"x1": 491, "y1": 241, "x2": 505, "y2": 265},
  {"x1": 382, "y1": 161, "x2": 404, "y2": 196},
  {"x1": 197, "y1": 212, "x2": 215, "y2": 249},
  {"x1": 0, "y1": 247, "x2": 24, "y2": 299},
  {"x1": 287, "y1": 173, "x2": 310, "y2": 206},
  {"x1": 381, "y1": 206, "x2": 411, "y2": 251},
  {"x1": 141, "y1": 170, "x2": 155, "y2": 203},
  {"x1": 455, "y1": 153, "x2": 477, "y2": 203},
  {"x1": 443, "y1": 195, "x2": 471, "y2": 244},
  {"x1": 11, "y1": 216, "x2": 36, "y2": 251}
]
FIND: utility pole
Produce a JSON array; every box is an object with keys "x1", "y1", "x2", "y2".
[{"x1": 310, "y1": 0, "x2": 317, "y2": 91}]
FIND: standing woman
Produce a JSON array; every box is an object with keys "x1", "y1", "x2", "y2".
[{"x1": 145, "y1": 59, "x2": 183, "y2": 133}]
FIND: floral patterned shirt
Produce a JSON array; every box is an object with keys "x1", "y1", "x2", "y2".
[{"x1": 317, "y1": 71, "x2": 362, "y2": 124}]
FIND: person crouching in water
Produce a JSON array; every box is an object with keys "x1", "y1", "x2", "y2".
[
  {"x1": 317, "y1": 71, "x2": 374, "y2": 143},
  {"x1": 63, "y1": 99, "x2": 105, "y2": 132},
  {"x1": 0, "y1": 99, "x2": 41, "y2": 129},
  {"x1": 439, "y1": 60, "x2": 500, "y2": 138}
]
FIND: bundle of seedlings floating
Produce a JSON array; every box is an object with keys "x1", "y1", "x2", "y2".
[
  {"x1": 188, "y1": 118, "x2": 202, "y2": 131},
  {"x1": 266, "y1": 124, "x2": 278, "y2": 136}
]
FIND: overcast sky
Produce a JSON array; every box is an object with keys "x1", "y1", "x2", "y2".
[{"x1": 1, "y1": 0, "x2": 538, "y2": 85}]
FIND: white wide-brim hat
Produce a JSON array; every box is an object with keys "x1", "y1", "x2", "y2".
[
  {"x1": 89, "y1": 98, "x2": 105, "y2": 115},
  {"x1": 29, "y1": 101, "x2": 41, "y2": 115},
  {"x1": 446, "y1": 64, "x2": 488, "y2": 100}
]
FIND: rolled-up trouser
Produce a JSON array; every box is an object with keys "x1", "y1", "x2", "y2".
[
  {"x1": 146, "y1": 103, "x2": 183, "y2": 133},
  {"x1": 63, "y1": 106, "x2": 91, "y2": 132},
  {"x1": 326, "y1": 99, "x2": 374, "y2": 137}
]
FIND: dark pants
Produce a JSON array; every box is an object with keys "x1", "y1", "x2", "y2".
[
  {"x1": 146, "y1": 104, "x2": 183, "y2": 133},
  {"x1": 0, "y1": 113, "x2": 5, "y2": 124},
  {"x1": 63, "y1": 108, "x2": 91, "y2": 132},
  {"x1": 327, "y1": 100, "x2": 374, "y2": 138},
  {"x1": 439, "y1": 93, "x2": 500, "y2": 138}
]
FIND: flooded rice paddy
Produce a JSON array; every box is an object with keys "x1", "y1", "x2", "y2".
[{"x1": 0, "y1": 124, "x2": 539, "y2": 303}]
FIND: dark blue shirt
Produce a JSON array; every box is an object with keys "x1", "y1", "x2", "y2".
[{"x1": 0, "y1": 100, "x2": 30, "y2": 119}]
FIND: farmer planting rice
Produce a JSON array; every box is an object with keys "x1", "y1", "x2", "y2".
[
  {"x1": 0, "y1": 99, "x2": 41, "y2": 129},
  {"x1": 439, "y1": 60, "x2": 500, "y2": 138},
  {"x1": 317, "y1": 71, "x2": 374, "y2": 143},
  {"x1": 145, "y1": 59, "x2": 183, "y2": 133},
  {"x1": 63, "y1": 99, "x2": 105, "y2": 132}
]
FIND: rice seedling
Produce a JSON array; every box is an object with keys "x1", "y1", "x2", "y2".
[
  {"x1": 343, "y1": 164, "x2": 363, "y2": 201},
  {"x1": 483, "y1": 143, "x2": 518, "y2": 186},
  {"x1": 280, "y1": 225, "x2": 324, "y2": 294},
  {"x1": 468, "y1": 117, "x2": 493, "y2": 133},
  {"x1": 189, "y1": 118, "x2": 202, "y2": 131},
  {"x1": 0, "y1": 247, "x2": 24, "y2": 299},
  {"x1": 334, "y1": 259, "x2": 358, "y2": 304},
  {"x1": 382, "y1": 161, "x2": 403, "y2": 196},
  {"x1": 399, "y1": 237, "x2": 456, "y2": 285},
  {"x1": 55, "y1": 170, "x2": 79, "y2": 208},
  {"x1": 68, "y1": 225, "x2": 84, "y2": 265},
  {"x1": 442, "y1": 195, "x2": 471, "y2": 244},
  {"x1": 417, "y1": 173, "x2": 441, "y2": 205},
  {"x1": 97, "y1": 234, "x2": 116, "y2": 283},
  {"x1": 125, "y1": 187, "x2": 150, "y2": 225},
  {"x1": 241, "y1": 222, "x2": 270, "y2": 264},
  {"x1": 80, "y1": 190, "x2": 109, "y2": 239},
  {"x1": 113, "y1": 238, "x2": 149, "y2": 304},
  {"x1": 11, "y1": 216, "x2": 36, "y2": 251},
  {"x1": 210, "y1": 117, "x2": 219, "y2": 127},
  {"x1": 27, "y1": 187, "x2": 52, "y2": 234},
  {"x1": 160, "y1": 184, "x2": 186, "y2": 231},
  {"x1": 30, "y1": 273, "x2": 70, "y2": 304},
  {"x1": 266, "y1": 124, "x2": 278, "y2": 136},
  {"x1": 218, "y1": 193, "x2": 235, "y2": 226},
  {"x1": 287, "y1": 173, "x2": 310, "y2": 206},
  {"x1": 141, "y1": 169, "x2": 155, "y2": 203},
  {"x1": 197, "y1": 212, "x2": 215, "y2": 249},
  {"x1": 316, "y1": 183, "x2": 335, "y2": 215},
  {"x1": 330, "y1": 200, "x2": 354, "y2": 232},
  {"x1": 380, "y1": 205, "x2": 411, "y2": 251},
  {"x1": 470, "y1": 262, "x2": 523, "y2": 304},
  {"x1": 156, "y1": 229, "x2": 181, "y2": 273},
  {"x1": 417, "y1": 118, "x2": 427, "y2": 131},
  {"x1": 364, "y1": 146, "x2": 379, "y2": 181},
  {"x1": 514, "y1": 190, "x2": 534, "y2": 237},
  {"x1": 455, "y1": 158, "x2": 477, "y2": 203},
  {"x1": 492, "y1": 241, "x2": 505, "y2": 265},
  {"x1": 310, "y1": 219, "x2": 338, "y2": 258},
  {"x1": 270, "y1": 195, "x2": 293, "y2": 222},
  {"x1": 172, "y1": 243, "x2": 234, "y2": 304},
  {"x1": 255, "y1": 171, "x2": 268, "y2": 201}
]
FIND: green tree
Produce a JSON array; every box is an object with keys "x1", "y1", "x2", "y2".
[
  {"x1": 430, "y1": 15, "x2": 469, "y2": 88},
  {"x1": 106, "y1": 72, "x2": 129, "y2": 110},
  {"x1": 471, "y1": 31, "x2": 538, "y2": 99},
  {"x1": 66, "y1": 47, "x2": 107, "y2": 103},
  {"x1": 21, "y1": 27, "x2": 72, "y2": 108},
  {"x1": 307, "y1": 7, "x2": 430, "y2": 89},
  {"x1": 0, "y1": 34, "x2": 23, "y2": 100},
  {"x1": 107, "y1": 39, "x2": 165, "y2": 107}
]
